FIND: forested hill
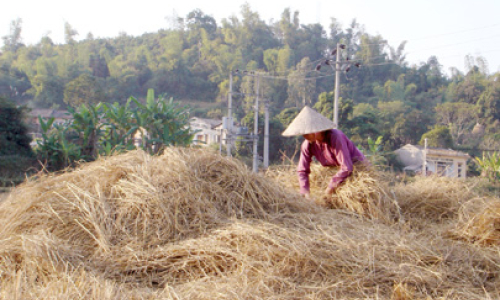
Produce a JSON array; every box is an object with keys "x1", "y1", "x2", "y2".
[{"x1": 1, "y1": 6, "x2": 499, "y2": 155}]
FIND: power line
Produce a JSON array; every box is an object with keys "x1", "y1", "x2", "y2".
[
  {"x1": 408, "y1": 33, "x2": 500, "y2": 54},
  {"x1": 409, "y1": 23, "x2": 500, "y2": 42},
  {"x1": 357, "y1": 22, "x2": 500, "y2": 46}
]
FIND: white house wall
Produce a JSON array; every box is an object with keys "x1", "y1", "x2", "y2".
[
  {"x1": 395, "y1": 144, "x2": 469, "y2": 179},
  {"x1": 426, "y1": 155, "x2": 467, "y2": 179}
]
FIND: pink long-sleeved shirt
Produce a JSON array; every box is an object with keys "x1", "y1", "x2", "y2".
[{"x1": 297, "y1": 129, "x2": 366, "y2": 194}]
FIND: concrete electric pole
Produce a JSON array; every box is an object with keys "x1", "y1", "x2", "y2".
[
  {"x1": 252, "y1": 75, "x2": 260, "y2": 173},
  {"x1": 333, "y1": 43, "x2": 341, "y2": 127},
  {"x1": 226, "y1": 72, "x2": 233, "y2": 157},
  {"x1": 315, "y1": 43, "x2": 360, "y2": 128},
  {"x1": 263, "y1": 100, "x2": 269, "y2": 169}
]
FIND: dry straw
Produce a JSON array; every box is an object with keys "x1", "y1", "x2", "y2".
[
  {"x1": 267, "y1": 161, "x2": 399, "y2": 223},
  {"x1": 1, "y1": 148, "x2": 500, "y2": 299},
  {"x1": 453, "y1": 197, "x2": 500, "y2": 245}
]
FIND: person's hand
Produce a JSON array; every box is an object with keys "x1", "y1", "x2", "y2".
[
  {"x1": 303, "y1": 192, "x2": 318, "y2": 205},
  {"x1": 324, "y1": 186, "x2": 335, "y2": 196}
]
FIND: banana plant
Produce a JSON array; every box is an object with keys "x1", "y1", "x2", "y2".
[
  {"x1": 36, "y1": 118, "x2": 81, "y2": 170},
  {"x1": 67, "y1": 103, "x2": 105, "y2": 160},
  {"x1": 130, "y1": 89, "x2": 194, "y2": 154},
  {"x1": 475, "y1": 152, "x2": 500, "y2": 182},
  {"x1": 364, "y1": 136, "x2": 387, "y2": 168},
  {"x1": 35, "y1": 89, "x2": 195, "y2": 169},
  {"x1": 101, "y1": 99, "x2": 138, "y2": 153}
]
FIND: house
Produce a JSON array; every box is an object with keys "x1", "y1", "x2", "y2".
[
  {"x1": 26, "y1": 109, "x2": 71, "y2": 144},
  {"x1": 395, "y1": 144, "x2": 470, "y2": 179},
  {"x1": 28, "y1": 109, "x2": 70, "y2": 127},
  {"x1": 189, "y1": 117, "x2": 223, "y2": 146},
  {"x1": 189, "y1": 117, "x2": 249, "y2": 147}
]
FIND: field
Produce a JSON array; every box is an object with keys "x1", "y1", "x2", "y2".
[{"x1": 1, "y1": 148, "x2": 499, "y2": 299}]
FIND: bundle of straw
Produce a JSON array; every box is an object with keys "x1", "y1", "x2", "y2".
[
  {"x1": 392, "y1": 176, "x2": 478, "y2": 224},
  {"x1": 453, "y1": 197, "x2": 500, "y2": 245},
  {"x1": 267, "y1": 161, "x2": 398, "y2": 223}
]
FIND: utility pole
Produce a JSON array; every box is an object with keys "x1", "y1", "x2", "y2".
[
  {"x1": 252, "y1": 75, "x2": 260, "y2": 172},
  {"x1": 226, "y1": 72, "x2": 233, "y2": 157},
  {"x1": 333, "y1": 43, "x2": 341, "y2": 127},
  {"x1": 263, "y1": 100, "x2": 269, "y2": 169},
  {"x1": 316, "y1": 43, "x2": 359, "y2": 128},
  {"x1": 423, "y1": 138, "x2": 428, "y2": 177}
]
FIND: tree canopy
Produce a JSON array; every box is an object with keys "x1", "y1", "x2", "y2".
[{"x1": 0, "y1": 6, "x2": 498, "y2": 162}]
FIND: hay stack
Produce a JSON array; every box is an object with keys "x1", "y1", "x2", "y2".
[
  {"x1": 0, "y1": 148, "x2": 317, "y2": 298},
  {"x1": 267, "y1": 162, "x2": 398, "y2": 223},
  {"x1": 453, "y1": 197, "x2": 500, "y2": 245},
  {"x1": 1, "y1": 148, "x2": 500, "y2": 299},
  {"x1": 0, "y1": 148, "x2": 312, "y2": 252},
  {"x1": 392, "y1": 176, "x2": 478, "y2": 225}
]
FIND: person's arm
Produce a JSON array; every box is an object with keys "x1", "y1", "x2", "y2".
[
  {"x1": 327, "y1": 133, "x2": 354, "y2": 192},
  {"x1": 297, "y1": 141, "x2": 312, "y2": 195}
]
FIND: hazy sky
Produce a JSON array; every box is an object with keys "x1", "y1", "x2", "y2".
[{"x1": 2, "y1": 0, "x2": 499, "y2": 75}]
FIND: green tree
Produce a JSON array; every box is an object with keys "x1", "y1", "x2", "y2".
[
  {"x1": 275, "y1": 107, "x2": 299, "y2": 129},
  {"x1": 277, "y1": 8, "x2": 300, "y2": 47},
  {"x1": 435, "y1": 102, "x2": 476, "y2": 144},
  {"x1": 476, "y1": 75, "x2": 500, "y2": 131},
  {"x1": 390, "y1": 109, "x2": 431, "y2": 148},
  {"x1": 377, "y1": 100, "x2": 410, "y2": 134},
  {"x1": 287, "y1": 57, "x2": 315, "y2": 107},
  {"x1": 185, "y1": 9, "x2": 218, "y2": 44},
  {"x1": 2, "y1": 18, "x2": 24, "y2": 52},
  {"x1": 294, "y1": 23, "x2": 326, "y2": 60},
  {"x1": 313, "y1": 91, "x2": 334, "y2": 121},
  {"x1": 0, "y1": 97, "x2": 32, "y2": 156},
  {"x1": 450, "y1": 66, "x2": 487, "y2": 105},
  {"x1": 29, "y1": 56, "x2": 65, "y2": 107},
  {"x1": 64, "y1": 73, "x2": 107, "y2": 107},
  {"x1": 420, "y1": 126, "x2": 453, "y2": 149},
  {"x1": 0, "y1": 63, "x2": 31, "y2": 101},
  {"x1": 64, "y1": 22, "x2": 79, "y2": 44},
  {"x1": 348, "y1": 103, "x2": 380, "y2": 143}
]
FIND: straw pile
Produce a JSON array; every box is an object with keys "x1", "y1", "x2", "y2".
[
  {"x1": 452, "y1": 197, "x2": 500, "y2": 245},
  {"x1": 392, "y1": 176, "x2": 477, "y2": 223},
  {"x1": 268, "y1": 162, "x2": 399, "y2": 223},
  {"x1": 1, "y1": 147, "x2": 500, "y2": 299}
]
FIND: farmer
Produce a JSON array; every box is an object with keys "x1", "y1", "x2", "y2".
[{"x1": 282, "y1": 106, "x2": 366, "y2": 200}]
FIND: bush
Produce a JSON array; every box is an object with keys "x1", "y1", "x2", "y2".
[
  {"x1": 0, "y1": 97, "x2": 33, "y2": 156},
  {"x1": 0, "y1": 155, "x2": 38, "y2": 187}
]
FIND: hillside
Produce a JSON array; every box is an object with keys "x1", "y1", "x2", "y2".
[{"x1": 1, "y1": 8, "x2": 499, "y2": 156}]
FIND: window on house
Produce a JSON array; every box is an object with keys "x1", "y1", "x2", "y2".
[{"x1": 436, "y1": 162, "x2": 446, "y2": 175}]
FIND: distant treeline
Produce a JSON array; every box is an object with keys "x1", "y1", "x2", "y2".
[{"x1": 0, "y1": 6, "x2": 499, "y2": 159}]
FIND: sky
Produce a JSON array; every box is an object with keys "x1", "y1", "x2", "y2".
[{"x1": 1, "y1": 0, "x2": 500, "y2": 76}]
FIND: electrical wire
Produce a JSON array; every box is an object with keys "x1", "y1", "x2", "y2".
[
  {"x1": 355, "y1": 22, "x2": 500, "y2": 46},
  {"x1": 408, "y1": 33, "x2": 500, "y2": 54}
]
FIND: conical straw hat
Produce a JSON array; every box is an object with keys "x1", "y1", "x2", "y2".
[{"x1": 282, "y1": 106, "x2": 336, "y2": 136}]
